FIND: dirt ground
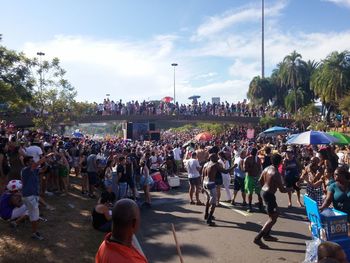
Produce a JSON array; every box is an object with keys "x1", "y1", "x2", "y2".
[{"x1": 0, "y1": 175, "x2": 104, "y2": 263}]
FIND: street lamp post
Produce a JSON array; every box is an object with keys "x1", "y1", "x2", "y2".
[
  {"x1": 261, "y1": 0, "x2": 265, "y2": 78},
  {"x1": 36, "y1": 52, "x2": 45, "y2": 93},
  {"x1": 171, "y1": 63, "x2": 178, "y2": 104}
]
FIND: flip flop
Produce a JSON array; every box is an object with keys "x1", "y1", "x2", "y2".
[
  {"x1": 196, "y1": 201, "x2": 205, "y2": 206},
  {"x1": 190, "y1": 201, "x2": 195, "y2": 205}
]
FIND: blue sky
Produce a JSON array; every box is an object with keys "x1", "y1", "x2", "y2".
[{"x1": 1, "y1": 0, "x2": 350, "y2": 103}]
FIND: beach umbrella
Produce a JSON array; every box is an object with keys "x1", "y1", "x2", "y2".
[
  {"x1": 286, "y1": 130, "x2": 339, "y2": 145},
  {"x1": 195, "y1": 132, "x2": 213, "y2": 142},
  {"x1": 72, "y1": 131, "x2": 84, "y2": 138},
  {"x1": 188, "y1": 95, "x2": 200, "y2": 103},
  {"x1": 327, "y1": 131, "x2": 350, "y2": 145},
  {"x1": 260, "y1": 126, "x2": 291, "y2": 137},
  {"x1": 162, "y1": 96, "x2": 173, "y2": 103}
]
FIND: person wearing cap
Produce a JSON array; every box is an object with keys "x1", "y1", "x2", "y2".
[
  {"x1": 0, "y1": 180, "x2": 28, "y2": 228},
  {"x1": 283, "y1": 146, "x2": 303, "y2": 208}
]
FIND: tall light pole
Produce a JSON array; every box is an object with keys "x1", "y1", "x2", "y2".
[
  {"x1": 36, "y1": 52, "x2": 45, "y2": 93},
  {"x1": 171, "y1": 63, "x2": 178, "y2": 104},
  {"x1": 261, "y1": 0, "x2": 265, "y2": 78}
]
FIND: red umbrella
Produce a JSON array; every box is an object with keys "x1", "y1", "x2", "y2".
[
  {"x1": 195, "y1": 132, "x2": 213, "y2": 141},
  {"x1": 162, "y1": 96, "x2": 173, "y2": 103}
]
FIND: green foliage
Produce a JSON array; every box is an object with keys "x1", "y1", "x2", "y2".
[
  {"x1": 311, "y1": 51, "x2": 350, "y2": 108},
  {"x1": 0, "y1": 45, "x2": 35, "y2": 112},
  {"x1": 247, "y1": 76, "x2": 274, "y2": 106},
  {"x1": 31, "y1": 57, "x2": 77, "y2": 132},
  {"x1": 259, "y1": 116, "x2": 276, "y2": 127},
  {"x1": 197, "y1": 123, "x2": 225, "y2": 135},
  {"x1": 171, "y1": 124, "x2": 195, "y2": 133},
  {"x1": 284, "y1": 88, "x2": 305, "y2": 113},
  {"x1": 339, "y1": 94, "x2": 350, "y2": 116}
]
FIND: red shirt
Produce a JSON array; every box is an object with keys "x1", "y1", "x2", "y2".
[{"x1": 95, "y1": 233, "x2": 148, "y2": 263}]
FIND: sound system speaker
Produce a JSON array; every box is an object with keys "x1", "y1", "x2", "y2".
[
  {"x1": 149, "y1": 131, "x2": 160, "y2": 141},
  {"x1": 149, "y1": 123, "x2": 156, "y2": 131},
  {"x1": 126, "y1": 122, "x2": 133, "y2": 139}
]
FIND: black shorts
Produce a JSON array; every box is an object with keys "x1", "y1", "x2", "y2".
[
  {"x1": 215, "y1": 174, "x2": 223, "y2": 186},
  {"x1": 189, "y1": 177, "x2": 201, "y2": 187},
  {"x1": 285, "y1": 176, "x2": 300, "y2": 191},
  {"x1": 262, "y1": 190, "x2": 278, "y2": 214},
  {"x1": 127, "y1": 178, "x2": 135, "y2": 188},
  {"x1": 88, "y1": 172, "x2": 98, "y2": 186},
  {"x1": 233, "y1": 176, "x2": 245, "y2": 192}
]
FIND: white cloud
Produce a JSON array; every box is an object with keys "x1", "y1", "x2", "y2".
[
  {"x1": 193, "y1": 0, "x2": 288, "y2": 40},
  {"x1": 20, "y1": 1, "x2": 350, "y2": 105},
  {"x1": 323, "y1": 0, "x2": 350, "y2": 8}
]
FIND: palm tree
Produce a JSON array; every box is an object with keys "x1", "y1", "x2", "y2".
[
  {"x1": 280, "y1": 51, "x2": 307, "y2": 113},
  {"x1": 311, "y1": 51, "x2": 350, "y2": 111},
  {"x1": 270, "y1": 62, "x2": 288, "y2": 108},
  {"x1": 284, "y1": 88, "x2": 305, "y2": 113},
  {"x1": 247, "y1": 76, "x2": 273, "y2": 106}
]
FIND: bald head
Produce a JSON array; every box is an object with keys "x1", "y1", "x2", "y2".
[{"x1": 112, "y1": 199, "x2": 140, "y2": 233}]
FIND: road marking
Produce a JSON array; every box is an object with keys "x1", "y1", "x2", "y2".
[{"x1": 219, "y1": 202, "x2": 252, "y2": 217}]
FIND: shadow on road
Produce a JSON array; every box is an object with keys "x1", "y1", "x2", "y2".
[{"x1": 139, "y1": 196, "x2": 211, "y2": 262}]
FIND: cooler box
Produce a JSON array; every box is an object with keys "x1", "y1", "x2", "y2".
[
  {"x1": 321, "y1": 209, "x2": 348, "y2": 241},
  {"x1": 304, "y1": 195, "x2": 348, "y2": 241},
  {"x1": 168, "y1": 175, "x2": 180, "y2": 188}
]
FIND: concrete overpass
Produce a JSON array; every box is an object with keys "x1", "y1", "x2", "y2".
[{"x1": 2, "y1": 114, "x2": 293, "y2": 129}]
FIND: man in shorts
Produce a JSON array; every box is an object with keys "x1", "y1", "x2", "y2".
[
  {"x1": 231, "y1": 151, "x2": 247, "y2": 206},
  {"x1": 21, "y1": 153, "x2": 54, "y2": 240},
  {"x1": 254, "y1": 153, "x2": 292, "y2": 248},
  {"x1": 202, "y1": 153, "x2": 234, "y2": 226},
  {"x1": 186, "y1": 152, "x2": 203, "y2": 205},
  {"x1": 243, "y1": 148, "x2": 263, "y2": 212}
]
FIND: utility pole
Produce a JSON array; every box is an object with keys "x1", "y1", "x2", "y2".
[{"x1": 262, "y1": 0, "x2": 265, "y2": 79}]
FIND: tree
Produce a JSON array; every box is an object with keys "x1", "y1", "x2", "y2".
[
  {"x1": 339, "y1": 94, "x2": 350, "y2": 116},
  {"x1": 311, "y1": 51, "x2": 350, "y2": 118},
  {"x1": 247, "y1": 76, "x2": 274, "y2": 106},
  {"x1": 32, "y1": 57, "x2": 77, "y2": 132},
  {"x1": 270, "y1": 62, "x2": 288, "y2": 108},
  {"x1": 280, "y1": 51, "x2": 307, "y2": 113},
  {"x1": 284, "y1": 88, "x2": 305, "y2": 113},
  {"x1": 0, "y1": 44, "x2": 35, "y2": 112}
]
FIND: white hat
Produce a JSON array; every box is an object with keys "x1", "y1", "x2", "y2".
[{"x1": 7, "y1": 180, "x2": 22, "y2": 192}]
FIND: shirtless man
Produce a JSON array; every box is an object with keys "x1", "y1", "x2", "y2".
[
  {"x1": 202, "y1": 153, "x2": 235, "y2": 226},
  {"x1": 254, "y1": 153, "x2": 292, "y2": 248}
]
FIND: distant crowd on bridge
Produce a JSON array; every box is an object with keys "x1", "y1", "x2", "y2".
[{"x1": 96, "y1": 98, "x2": 292, "y2": 119}]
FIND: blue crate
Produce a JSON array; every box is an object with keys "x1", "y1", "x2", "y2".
[{"x1": 304, "y1": 195, "x2": 349, "y2": 241}]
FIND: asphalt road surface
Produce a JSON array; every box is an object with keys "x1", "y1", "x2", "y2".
[{"x1": 137, "y1": 176, "x2": 310, "y2": 263}]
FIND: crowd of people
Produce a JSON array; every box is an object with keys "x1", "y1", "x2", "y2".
[
  {"x1": 94, "y1": 98, "x2": 292, "y2": 119},
  {"x1": 1, "y1": 118, "x2": 350, "y2": 262}
]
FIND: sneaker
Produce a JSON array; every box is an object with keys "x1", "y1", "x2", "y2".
[
  {"x1": 242, "y1": 202, "x2": 247, "y2": 207},
  {"x1": 247, "y1": 206, "x2": 253, "y2": 213},
  {"x1": 45, "y1": 191, "x2": 54, "y2": 196},
  {"x1": 31, "y1": 232, "x2": 44, "y2": 240},
  {"x1": 231, "y1": 200, "x2": 236, "y2": 206},
  {"x1": 45, "y1": 205, "x2": 55, "y2": 211},
  {"x1": 39, "y1": 217, "x2": 48, "y2": 222}
]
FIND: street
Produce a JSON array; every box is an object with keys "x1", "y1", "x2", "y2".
[{"x1": 138, "y1": 176, "x2": 309, "y2": 263}]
